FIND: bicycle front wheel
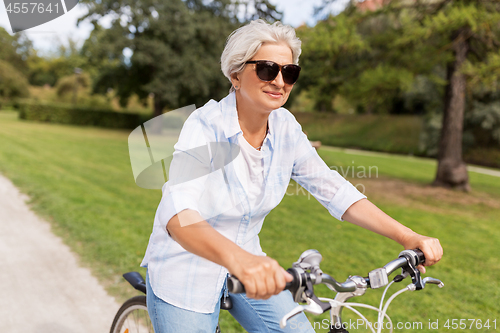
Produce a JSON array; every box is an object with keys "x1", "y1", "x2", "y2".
[{"x1": 110, "y1": 296, "x2": 153, "y2": 333}]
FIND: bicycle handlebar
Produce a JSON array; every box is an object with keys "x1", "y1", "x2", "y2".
[
  {"x1": 227, "y1": 249, "x2": 442, "y2": 331},
  {"x1": 227, "y1": 249, "x2": 426, "y2": 295}
]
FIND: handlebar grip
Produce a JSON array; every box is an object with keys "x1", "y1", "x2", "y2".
[
  {"x1": 414, "y1": 249, "x2": 426, "y2": 265},
  {"x1": 226, "y1": 275, "x2": 294, "y2": 294},
  {"x1": 227, "y1": 276, "x2": 245, "y2": 293}
]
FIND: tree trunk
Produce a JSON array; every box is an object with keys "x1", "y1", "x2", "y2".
[
  {"x1": 153, "y1": 93, "x2": 165, "y2": 118},
  {"x1": 433, "y1": 28, "x2": 470, "y2": 191}
]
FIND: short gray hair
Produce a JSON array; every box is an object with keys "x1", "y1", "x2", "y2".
[{"x1": 221, "y1": 20, "x2": 302, "y2": 92}]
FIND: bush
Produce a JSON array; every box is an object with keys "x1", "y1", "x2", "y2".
[
  {"x1": 418, "y1": 101, "x2": 500, "y2": 167},
  {"x1": 18, "y1": 101, "x2": 141, "y2": 129},
  {"x1": 56, "y1": 73, "x2": 91, "y2": 97},
  {"x1": 418, "y1": 113, "x2": 442, "y2": 157},
  {"x1": 420, "y1": 101, "x2": 500, "y2": 157},
  {"x1": 466, "y1": 101, "x2": 500, "y2": 147}
]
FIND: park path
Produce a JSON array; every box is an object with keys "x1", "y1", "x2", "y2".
[
  {"x1": 0, "y1": 173, "x2": 120, "y2": 333},
  {"x1": 325, "y1": 146, "x2": 500, "y2": 178}
]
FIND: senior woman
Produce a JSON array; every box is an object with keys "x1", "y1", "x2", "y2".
[{"x1": 141, "y1": 20, "x2": 443, "y2": 332}]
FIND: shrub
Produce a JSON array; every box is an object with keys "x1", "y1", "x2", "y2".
[
  {"x1": 466, "y1": 101, "x2": 500, "y2": 147},
  {"x1": 419, "y1": 101, "x2": 500, "y2": 159},
  {"x1": 18, "y1": 101, "x2": 141, "y2": 129},
  {"x1": 56, "y1": 73, "x2": 91, "y2": 97}
]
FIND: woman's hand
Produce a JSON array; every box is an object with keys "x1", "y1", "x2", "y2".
[
  {"x1": 399, "y1": 231, "x2": 443, "y2": 274},
  {"x1": 228, "y1": 252, "x2": 293, "y2": 300}
]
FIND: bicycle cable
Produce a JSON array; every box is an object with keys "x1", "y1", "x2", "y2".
[
  {"x1": 378, "y1": 286, "x2": 412, "y2": 333},
  {"x1": 378, "y1": 280, "x2": 395, "y2": 323},
  {"x1": 319, "y1": 298, "x2": 394, "y2": 333}
]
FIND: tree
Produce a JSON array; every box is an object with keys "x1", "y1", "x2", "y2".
[
  {"x1": 296, "y1": 13, "x2": 370, "y2": 112},
  {"x1": 302, "y1": 0, "x2": 500, "y2": 190},
  {"x1": 0, "y1": 60, "x2": 30, "y2": 103},
  {"x1": 0, "y1": 28, "x2": 32, "y2": 104},
  {"x1": 27, "y1": 38, "x2": 91, "y2": 87},
  {"x1": 0, "y1": 27, "x2": 34, "y2": 77},
  {"x1": 78, "y1": 0, "x2": 281, "y2": 117},
  {"x1": 391, "y1": 0, "x2": 500, "y2": 191}
]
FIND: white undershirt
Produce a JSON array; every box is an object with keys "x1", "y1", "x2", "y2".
[{"x1": 237, "y1": 134, "x2": 265, "y2": 209}]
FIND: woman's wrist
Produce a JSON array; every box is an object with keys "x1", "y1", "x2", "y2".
[
  {"x1": 221, "y1": 245, "x2": 253, "y2": 275},
  {"x1": 394, "y1": 227, "x2": 418, "y2": 248}
]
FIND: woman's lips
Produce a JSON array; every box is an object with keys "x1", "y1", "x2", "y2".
[{"x1": 264, "y1": 91, "x2": 282, "y2": 99}]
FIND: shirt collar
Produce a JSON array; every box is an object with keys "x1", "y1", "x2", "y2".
[
  {"x1": 221, "y1": 92, "x2": 242, "y2": 139},
  {"x1": 220, "y1": 91, "x2": 275, "y2": 150},
  {"x1": 265, "y1": 112, "x2": 274, "y2": 150}
]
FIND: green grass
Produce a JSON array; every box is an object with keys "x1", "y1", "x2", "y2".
[
  {"x1": 1, "y1": 110, "x2": 499, "y2": 332},
  {"x1": 294, "y1": 113, "x2": 423, "y2": 155},
  {"x1": 294, "y1": 112, "x2": 500, "y2": 169},
  {"x1": 0, "y1": 110, "x2": 157, "y2": 296},
  {"x1": 318, "y1": 146, "x2": 500, "y2": 197}
]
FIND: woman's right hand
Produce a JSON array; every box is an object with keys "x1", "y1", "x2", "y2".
[{"x1": 229, "y1": 251, "x2": 293, "y2": 300}]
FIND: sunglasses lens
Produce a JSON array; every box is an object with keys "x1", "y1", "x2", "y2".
[
  {"x1": 282, "y1": 65, "x2": 301, "y2": 85},
  {"x1": 256, "y1": 62, "x2": 280, "y2": 81}
]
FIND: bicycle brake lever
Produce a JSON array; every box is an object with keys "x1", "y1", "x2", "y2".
[
  {"x1": 280, "y1": 305, "x2": 305, "y2": 328},
  {"x1": 422, "y1": 277, "x2": 444, "y2": 288},
  {"x1": 281, "y1": 279, "x2": 331, "y2": 328},
  {"x1": 280, "y1": 301, "x2": 325, "y2": 328}
]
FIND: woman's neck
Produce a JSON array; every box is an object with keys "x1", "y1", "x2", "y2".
[{"x1": 236, "y1": 97, "x2": 269, "y2": 149}]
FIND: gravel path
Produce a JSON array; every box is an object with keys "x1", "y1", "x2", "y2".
[{"x1": 0, "y1": 174, "x2": 120, "y2": 333}]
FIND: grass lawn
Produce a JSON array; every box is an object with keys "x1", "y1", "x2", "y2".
[
  {"x1": 1, "y1": 110, "x2": 499, "y2": 332},
  {"x1": 293, "y1": 113, "x2": 423, "y2": 155},
  {"x1": 294, "y1": 112, "x2": 500, "y2": 169}
]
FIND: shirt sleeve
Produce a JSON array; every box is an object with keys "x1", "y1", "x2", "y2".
[
  {"x1": 291, "y1": 129, "x2": 366, "y2": 221},
  {"x1": 155, "y1": 111, "x2": 214, "y2": 230}
]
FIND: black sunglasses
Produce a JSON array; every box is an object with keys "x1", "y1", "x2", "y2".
[{"x1": 245, "y1": 60, "x2": 301, "y2": 85}]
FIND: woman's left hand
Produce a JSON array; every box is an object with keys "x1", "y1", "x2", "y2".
[{"x1": 400, "y1": 231, "x2": 443, "y2": 274}]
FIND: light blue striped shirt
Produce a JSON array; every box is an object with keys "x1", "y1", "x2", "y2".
[{"x1": 141, "y1": 92, "x2": 366, "y2": 313}]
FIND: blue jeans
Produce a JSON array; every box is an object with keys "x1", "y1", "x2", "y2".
[{"x1": 146, "y1": 271, "x2": 315, "y2": 332}]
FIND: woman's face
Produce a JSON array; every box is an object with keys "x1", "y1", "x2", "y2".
[{"x1": 232, "y1": 43, "x2": 295, "y2": 115}]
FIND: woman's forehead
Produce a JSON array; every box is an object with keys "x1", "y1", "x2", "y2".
[{"x1": 252, "y1": 43, "x2": 293, "y2": 64}]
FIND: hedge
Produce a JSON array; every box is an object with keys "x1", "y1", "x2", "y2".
[{"x1": 18, "y1": 101, "x2": 142, "y2": 129}]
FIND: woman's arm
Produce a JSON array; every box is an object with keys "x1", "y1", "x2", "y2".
[
  {"x1": 341, "y1": 199, "x2": 443, "y2": 273},
  {"x1": 167, "y1": 210, "x2": 292, "y2": 299}
]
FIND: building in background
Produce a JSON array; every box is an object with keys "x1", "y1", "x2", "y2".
[{"x1": 353, "y1": 0, "x2": 387, "y2": 11}]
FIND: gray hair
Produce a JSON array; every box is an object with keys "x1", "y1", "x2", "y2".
[{"x1": 221, "y1": 20, "x2": 302, "y2": 92}]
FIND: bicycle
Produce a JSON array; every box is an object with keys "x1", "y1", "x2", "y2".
[{"x1": 110, "y1": 249, "x2": 443, "y2": 333}]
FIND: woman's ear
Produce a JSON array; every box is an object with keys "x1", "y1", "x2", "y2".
[{"x1": 230, "y1": 72, "x2": 240, "y2": 90}]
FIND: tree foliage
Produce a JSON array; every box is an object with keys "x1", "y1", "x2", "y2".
[
  {"x1": 0, "y1": 28, "x2": 32, "y2": 103},
  {"x1": 78, "y1": 0, "x2": 281, "y2": 117},
  {"x1": 0, "y1": 27, "x2": 34, "y2": 77},
  {"x1": 299, "y1": 0, "x2": 500, "y2": 113},
  {"x1": 0, "y1": 60, "x2": 30, "y2": 101},
  {"x1": 27, "y1": 38, "x2": 90, "y2": 87}
]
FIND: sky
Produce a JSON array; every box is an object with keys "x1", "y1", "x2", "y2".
[{"x1": 0, "y1": 0, "x2": 350, "y2": 54}]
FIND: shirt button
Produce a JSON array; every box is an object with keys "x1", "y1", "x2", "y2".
[
  {"x1": 237, "y1": 240, "x2": 243, "y2": 245},
  {"x1": 243, "y1": 215, "x2": 249, "y2": 221}
]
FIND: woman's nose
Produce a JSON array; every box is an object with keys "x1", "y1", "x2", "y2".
[{"x1": 271, "y1": 71, "x2": 285, "y2": 88}]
